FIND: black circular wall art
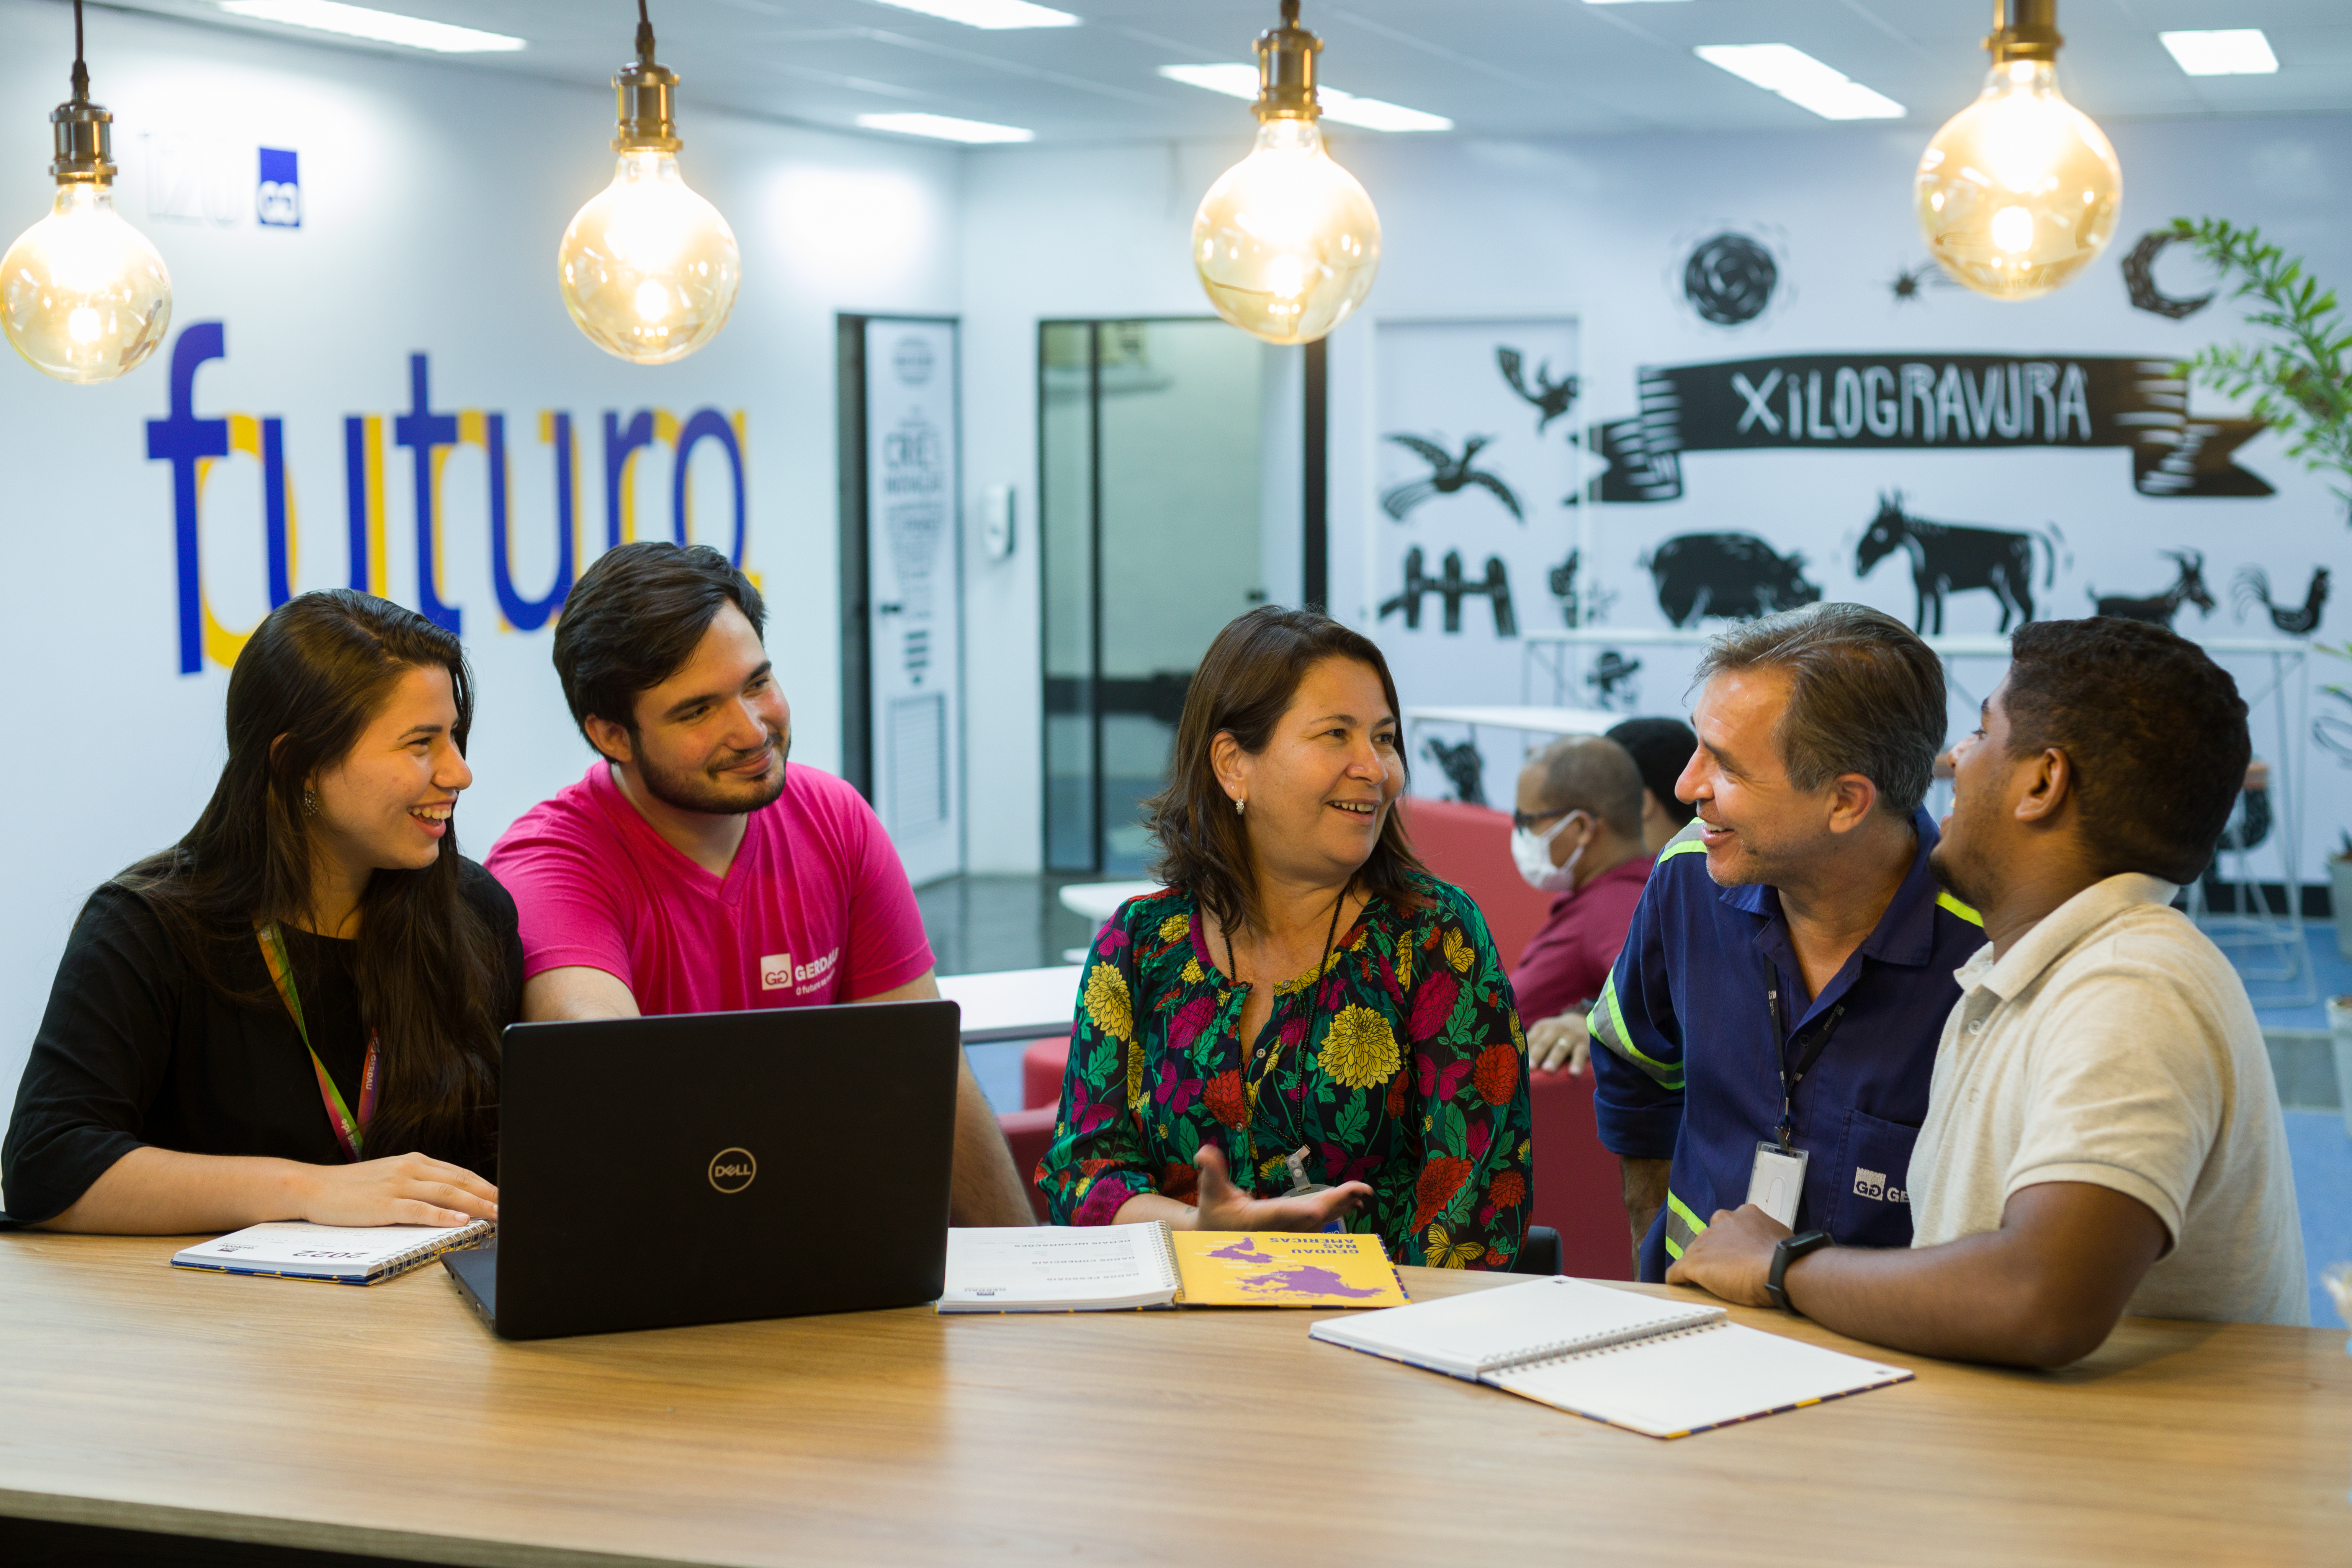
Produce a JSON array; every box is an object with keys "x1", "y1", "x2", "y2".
[
  {"x1": 1682, "y1": 232, "x2": 1779, "y2": 326},
  {"x1": 2121, "y1": 230, "x2": 2214, "y2": 320}
]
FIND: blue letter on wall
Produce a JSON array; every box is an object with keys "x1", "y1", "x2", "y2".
[
  {"x1": 146, "y1": 323, "x2": 231, "y2": 676},
  {"x1": 394, "y1": 353, "x2": 461, "y2": 634}
]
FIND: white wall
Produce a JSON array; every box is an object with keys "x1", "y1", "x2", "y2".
[
  {"x1": 955, "y1": 112, "x2": 2352, "y2": 877},
  {"x1": 0, "y1": 1, "x2": 962, "y2": 1140}
]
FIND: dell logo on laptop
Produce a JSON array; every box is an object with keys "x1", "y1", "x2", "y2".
[{"x1": 708, "y1": 1148, "x2": 757, "y2": 1193}]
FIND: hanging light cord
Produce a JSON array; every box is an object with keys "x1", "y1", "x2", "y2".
[
  {"x1": 70, "y1": 0, "x2": 88, "y2": 102},
  {"x1": 635, "y1": 0, "x2": 656, "y2": 64}
]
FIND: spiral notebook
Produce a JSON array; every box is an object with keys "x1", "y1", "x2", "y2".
[
  {"x1": 1309, "y1": 1276, "x2": 1912, "y2": 1438},
  {"x1": 171, "y1": 1219, "x2": 495, "y2": 1285}
]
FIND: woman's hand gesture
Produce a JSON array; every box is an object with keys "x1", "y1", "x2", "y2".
[
  {"x1": 293, "y1": 1153, "x2": 499, "y2": 1228},
  {"x1": 1185, "y1": 1146, "x2": 1369, "y2": 1233}
]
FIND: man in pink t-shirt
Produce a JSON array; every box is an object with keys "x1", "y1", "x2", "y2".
[{"x1": 486, "y1": 542, "x2": 1032, "y2": 1225}]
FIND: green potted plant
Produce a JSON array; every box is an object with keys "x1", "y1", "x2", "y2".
[
  {"x1": 2175, "y1": 219, "x2": 2352, "y2": 987},
  {"x1": 2169, "y1": 216, "x2": 2352, "y2": 520}
]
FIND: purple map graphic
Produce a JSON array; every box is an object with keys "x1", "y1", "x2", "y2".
[
  {"x1": 1240, "y1": 1266, "x2": 1386, "y2": 1300},
  {"x1": 1208, "y1": 1238, "x2": 1273, "y2": 1262}
]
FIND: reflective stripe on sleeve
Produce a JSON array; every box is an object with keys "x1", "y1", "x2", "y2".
[
  {"x1": 1586, "y1": 973, "x2": 1686, "y2": 1091},
  {"x1": 1662, "y1": 1189, "x2": 1709, "y2": 1261}
]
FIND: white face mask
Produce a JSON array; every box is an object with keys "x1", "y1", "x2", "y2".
[{"x1": 1511, "y1": 810, "x2": 1587, "y2": 893}]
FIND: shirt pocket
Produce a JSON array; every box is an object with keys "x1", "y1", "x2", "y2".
[{"x1": 1827, "y1": 1107, "x2": 1920, "y2": 1249}]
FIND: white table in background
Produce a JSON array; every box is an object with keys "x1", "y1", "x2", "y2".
[{"x1": 936, "y1": 966, "x2": 1081, "y2": 1044}]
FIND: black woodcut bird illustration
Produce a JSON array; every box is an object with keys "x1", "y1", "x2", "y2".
[
  {"x1": 1382, "y1": 434, "x2": 1523, "y2": 522},
  {"x1": 2089, "y1": 551, "x2": 2217, "y2": 628},
  {"x1": 2233, "y1": 565, "x2": 2330, "y2": 635},
  {"x1": 1497, "y1": 348, "x2": 1579, "y2": 433}
]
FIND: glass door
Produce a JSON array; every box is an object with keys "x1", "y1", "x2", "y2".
[{"x1": 1040, "y1": 319, "x2": 1276, "y2": 875}]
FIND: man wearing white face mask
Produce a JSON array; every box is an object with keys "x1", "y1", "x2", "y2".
[{"x1": 1508, "y1": 736, "x2": 1654, "y2": 1077}]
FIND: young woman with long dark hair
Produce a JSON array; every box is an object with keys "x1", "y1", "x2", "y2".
[{"x1": 2, "y1": 592, "x2": 521, "y2": 1232}]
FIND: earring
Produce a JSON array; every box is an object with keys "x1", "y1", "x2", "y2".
[
  {"x1": 1235, "y1": 796, "x2": 1246, "y2": 817},
  {"x1": 301, "y1": 789, "x2": 319, "y2": 818}
]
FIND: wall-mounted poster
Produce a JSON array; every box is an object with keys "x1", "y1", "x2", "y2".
[
  {"x1": 1368, "y1": 319, "x2": 1583, "y2": 800},
  {"x1": 859, "y1": 317, "x2": 963, "y2": 886}
]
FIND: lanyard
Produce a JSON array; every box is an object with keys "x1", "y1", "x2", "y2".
[
  {"x1": 255, "y1": 921, "x2": 379, "y2": 1163},
  {"x1": 1232, "y1": 882, "x2": 1351, "y2": 1181},
  {"x1": 1765, "y1": 972, "x2": 1845, "y2": 1153}
]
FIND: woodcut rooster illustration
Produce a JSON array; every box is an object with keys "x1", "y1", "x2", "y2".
[
  {"x1": 2232, "y1": 565, "x2": 2330, "y2": 636},
  {"x1": 1497, "y1": 348, "x2": 1578, "y2": 433}
]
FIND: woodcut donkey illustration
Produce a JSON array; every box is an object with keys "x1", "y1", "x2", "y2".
[{"x1": 1853, "y1": 492, "x2": 2061, "y2": 634}]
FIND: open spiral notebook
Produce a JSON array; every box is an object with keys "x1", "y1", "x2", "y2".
[{"x1": 1309, "y1": 1275, "x2": 1912, "y2": 1439}]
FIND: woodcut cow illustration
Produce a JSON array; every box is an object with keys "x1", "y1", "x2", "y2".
[
  {"x1": 1853, "y1": 492, "x2": 2061, "y2": 634},
  {"x1": 1640, "y1": 533, "x2": 1821, "y2": 628}
]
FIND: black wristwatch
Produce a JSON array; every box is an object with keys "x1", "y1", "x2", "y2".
[{"x1": 1765, "y1": 1230, "x2": 1833, "y2": 1314}]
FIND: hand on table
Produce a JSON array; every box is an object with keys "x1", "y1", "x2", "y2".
[
  {"x1": 293, "y1": 1153, "x2": 499, "y2": 1228},
  {"x1": 1662, "y1": 1202, "x2": 1791, "y2": 1308},
  {"x1": 1527, "y1": 1011, "x2": 1591, "y2": 1076},
  {"x1": 1183, "y1": 1146, "x2": 1369, "y2": 1233}
]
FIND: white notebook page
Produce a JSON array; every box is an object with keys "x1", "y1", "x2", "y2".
[
  {"x1": 939, "y1": 1223, "x2": 1178, "y2": 1311},
  {"x1": 1308, "y1": 1276, "x2": 1724, "y2": 1379},
  {"x1": 1486, "y1": 1321, "x2": 1912, "y2": 1438}
]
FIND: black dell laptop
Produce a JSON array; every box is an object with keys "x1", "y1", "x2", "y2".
[{"x1": 444, "y1": 1000, "x2": 960, "y2": 1341}]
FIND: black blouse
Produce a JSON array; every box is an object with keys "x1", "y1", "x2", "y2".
[{"x1": 0, "y1": 859, "x2": 523, "y2": 1225}]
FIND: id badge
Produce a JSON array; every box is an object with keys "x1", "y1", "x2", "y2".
[{"x1": 1745, "y1": 1141, "x2": 1809, "y2": 1230}]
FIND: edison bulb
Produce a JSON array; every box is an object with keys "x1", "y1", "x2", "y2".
[
  {"x1": 0, "y1": 181, "x2": 170, "y2": 383},
  {"x1": 1915, "y1": 59, "x2": 2121, "y2": 301},
  {"x1": 557, "y1": 149, "x2": 739, "y2": 365},
  {"x1": 1193, "y1": 118, "x2": 1380, "y2": 347}
]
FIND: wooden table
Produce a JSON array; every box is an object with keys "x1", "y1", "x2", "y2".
[{"x1": 2, "y1": 1233, "x2": 2347, "y2": 1567}]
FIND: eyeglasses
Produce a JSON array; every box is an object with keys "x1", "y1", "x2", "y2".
[{"x1": 1511, "y1": 807, "x2": 1586, "y2": 834}]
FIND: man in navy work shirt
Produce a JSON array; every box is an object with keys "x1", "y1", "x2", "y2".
[{"x1": 1588, "y1": 603, "x2": 1983, "y2": 1281}]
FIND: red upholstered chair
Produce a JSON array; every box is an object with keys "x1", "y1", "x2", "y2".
[
  {"x1": 1395, "y1": 796, "x2": 1552, "y2": 961},
  {"x1": 1022, "y1": 1034, "x2": 1073, "y2": 1110},
  {"x1": 1398, "y1": 794, "x2": 1631, "y2": 1281},
  {"x1": 996, "y1": 1105, "x2": 1058, "y2": 1222}
]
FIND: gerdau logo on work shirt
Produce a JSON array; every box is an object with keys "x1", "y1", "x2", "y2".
[{"x1": 760, "y1": 949, "x2": 840, "y2": 994}]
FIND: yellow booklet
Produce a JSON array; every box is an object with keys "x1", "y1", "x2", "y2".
[{"x1": 1170, "y1": 1231, "x2": 1408, "y2": 1308}]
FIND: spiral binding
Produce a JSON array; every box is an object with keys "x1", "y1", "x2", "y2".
[
  {"x1": 1505, "y1": 1317, "x2": 1727, "y2": 1373},
  {"x1": 376, "y1": 1218, "x2": 496, "y2": 1281},
  {"x1": 1149, "y1": 1220, "x2": 1184, "y2": 1302}
]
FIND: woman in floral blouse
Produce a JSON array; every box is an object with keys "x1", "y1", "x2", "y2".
[{"x1": 1038, "y1": 607, "x2": 1533, "y2": 1269}]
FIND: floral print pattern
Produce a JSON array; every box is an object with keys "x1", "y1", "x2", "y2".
[{"x1": 1037, "y1": 873, "x2": 1534, "y2": 1269}]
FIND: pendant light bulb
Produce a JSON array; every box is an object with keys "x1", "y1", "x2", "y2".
[
  {"x1": 0, "y1": 2, "x2": 172, "y2": 383},
  {"x1": 557, "y1": 4, "x2": 739, "y2": 364},
  {"x1": 1191, "y1": 1, "x2": 1380, "y2": 346},
  {"x1": 1915, "y1": 0, "x2": 2120, "y2": 302}
]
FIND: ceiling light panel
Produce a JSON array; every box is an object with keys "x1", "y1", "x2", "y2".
[
  {"x1": 2158, "y1": 30, "x2": 2280, "y2": 77},
  {"x1": 1156, "y1": 65, "x2": 1451, "y2": 132},
  {"x1": 856, "y1": 112, "x2": 1036, "y2": 142},
  {"x1": 216, "y1": 0, "x2": 525, "y2": 52},
  {"x1": 860, "y1": 0, "x2": 1079, "y2": 28},
  {"x1": 1693, "y1": 44, "x2": 1904, "y2": 121}
]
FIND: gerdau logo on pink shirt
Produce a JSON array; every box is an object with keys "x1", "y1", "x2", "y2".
[{"x1": 761, "y1": 949, "x2": 840, "y2": 993}]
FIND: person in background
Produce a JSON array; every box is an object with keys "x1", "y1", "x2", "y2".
[
  {"x1": 1605, "y1": 716, "x2": 1700, "y2": 854},
  {"x1": 1668, "y1": 619, "x2": 2307, "y2": 1360},
  {"x1": 3, "y1": 592, "x2": 517, "y2": 1232},
  {"x1": 1510, "y1": 736, "x2": 1655, "y2": 1076},
  {"x1": 1037, "y1": 607, "x2": 1533, "y2": 1268},
  {"x1": 486, "y1": 543, "x2": 1033, "y2": 1226},
  {"x1": 1587, "y1": 603, "x2": 1985, "y2": 1281}
]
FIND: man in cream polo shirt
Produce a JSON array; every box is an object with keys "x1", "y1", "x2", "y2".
[{"x1": 1666, "y1": 618, "x2": 2305, "y2": 1364}]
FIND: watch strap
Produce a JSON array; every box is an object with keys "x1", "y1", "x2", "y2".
[{"x1": 1766, "y1": 1229, "x2": 1833, "y2": 1313}]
